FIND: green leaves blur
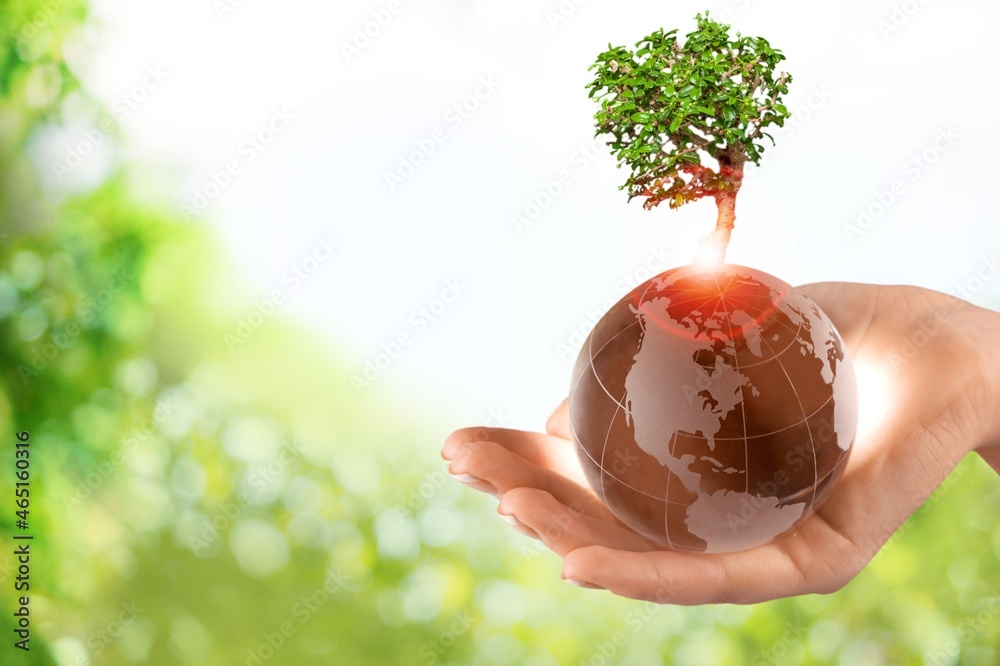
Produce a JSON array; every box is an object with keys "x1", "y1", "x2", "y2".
[
  {"x1": 3, "y1": 3, "x2": 999, "y2": 666},
  {"x1": 586, "y1": 12, "x2": 792, "y2": 210}
]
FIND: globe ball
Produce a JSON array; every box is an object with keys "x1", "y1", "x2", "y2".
[{"x1": 569, "y1": 264, "x2": 859, "y2": 553}]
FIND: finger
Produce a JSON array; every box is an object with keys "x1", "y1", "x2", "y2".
[
  {"x1": 445, "y1": 470, "x2": 500, "y2": 499},
  {"x1": 494, "y1": 502, "x2": 541, "y2": 540},
  {"x1": 546, "y1": 399, "x2": 571, "y2": 440},
  {"x1": 794, "y1": 282, "x2": 876, "y2": 352},
  {"x1": 443, "y1": 426, "x2": 589, "y2": 487},
  {"x1": 560, "y1": 538, "x2": 839, "y2": 605},
  {"x1": 447, "y1": 440, "x2": 619, "y2": 523},
  {"x1": 442, "y1": 426, "x2": 496, "y2": 459},
  {"x1": 499, "y1": 487, "x2": 661, "y2": 556}
]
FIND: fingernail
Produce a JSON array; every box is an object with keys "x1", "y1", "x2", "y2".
[
  {"x1": 446, "y1": 465, "x2": 500, "y2": 497},
  {"x1": 497, "y1": 505, "x2": 521, "y2": 527},
  {"x1": 448, "y1": 471, "x2": 482, "y2": 485},
  {"x1": 498, "y1": 506, "x2": 539, "y2": 538},
  {"x1": 446, "y1": 457, "x2": 480, "y2": 484},
  {"x1": 562, "y1": 576, "x2": 605, "y2": 590}
]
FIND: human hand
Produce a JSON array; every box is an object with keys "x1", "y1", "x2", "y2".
[{"x1": 442, "y1": 282, "x2": 1000, "y2": 604}]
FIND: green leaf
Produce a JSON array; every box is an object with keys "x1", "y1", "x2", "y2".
[{"x1": 586, "y1": 12, "x2": 792, "y2": 210}]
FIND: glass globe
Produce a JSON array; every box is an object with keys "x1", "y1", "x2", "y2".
[{"x1": 569, "y1": 264, "x2": 859, "y2": 553}]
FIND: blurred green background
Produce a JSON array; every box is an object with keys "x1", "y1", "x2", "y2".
[{"x1": 1, "y1": 1, "x2": 999, "y2": 664}]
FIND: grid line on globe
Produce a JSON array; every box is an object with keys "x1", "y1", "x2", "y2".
[{"x1": 569, "y1": 265, "x2": 859, "y2": 553}]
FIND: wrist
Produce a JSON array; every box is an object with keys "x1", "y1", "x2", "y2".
[{"x1": 961, "y1": 301, "x2": 1000, "y2": 467}]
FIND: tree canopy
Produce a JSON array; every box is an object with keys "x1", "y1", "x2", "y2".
[{"x1": 588, "y1": 13, "x2": 792, "y2": 260}]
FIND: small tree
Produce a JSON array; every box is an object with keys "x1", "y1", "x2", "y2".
[{"x1": 587, "y1": 13, "x2": 792, "y2": 263}]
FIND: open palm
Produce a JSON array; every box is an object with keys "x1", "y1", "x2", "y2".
[{"x1": 442, "y1": 282, "x2": 1000, "y2": 604}]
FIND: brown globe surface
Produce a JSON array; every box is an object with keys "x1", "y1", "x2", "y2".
[{"x1": 569, "y1": 264, "x2": 858, "y2": 553}]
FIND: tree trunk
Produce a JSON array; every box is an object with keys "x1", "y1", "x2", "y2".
[
  {"x1": 696, "y1": 154, "x2": 744, "y2": 265},
  {"x1": 715, "y1": 192, "x2": 736, "y2": 236}
]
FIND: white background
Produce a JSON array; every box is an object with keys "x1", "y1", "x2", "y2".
[{"x1": 64, "y1": 0, "x2": 1000, "y2": 432}]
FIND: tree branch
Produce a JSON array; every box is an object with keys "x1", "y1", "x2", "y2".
[
  {"x1": 745, "y1": 72, "x2": 787, "y2": 141},
  {"x1": 721, "y1": 51, "x2": 758, "y2": 82},
  {"x1": 678, "y1": 125, "x2": 711, "y2": 149}
]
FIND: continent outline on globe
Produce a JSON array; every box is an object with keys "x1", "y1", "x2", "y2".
[{"x1": 569, "y1": 264, "x2": 859, "y2": 553}]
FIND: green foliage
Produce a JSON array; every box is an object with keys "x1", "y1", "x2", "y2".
[
  {"x1": 0, "y1": 2, "x2": 999, "y2": 665},
  {"x1": 587, "y1": 12, "x2": 792, "y2": 211}
]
